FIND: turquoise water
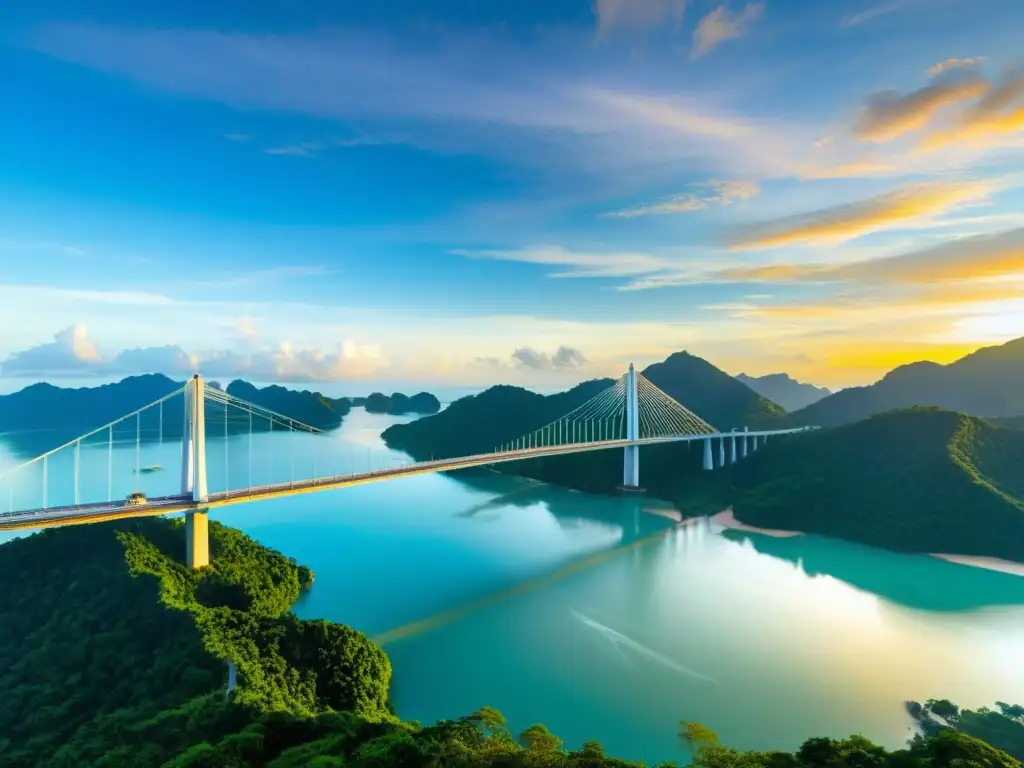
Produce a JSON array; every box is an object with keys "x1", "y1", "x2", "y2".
[{"x1": 3, "y1": 407, "x2": 1024, "y2": 764}]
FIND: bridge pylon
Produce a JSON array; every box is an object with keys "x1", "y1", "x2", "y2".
[
  {"x1": 182, "y1": 374, "x2": 210, "y2": 570},
  {"x1": 622, "y1": 362, "x2": 641, "y2": 490}
]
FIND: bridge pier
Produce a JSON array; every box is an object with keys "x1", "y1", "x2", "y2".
[
  {"x1": 181, "y1": 375, "x2": 210, "y2": 569},
  {"x1": 718, "y1": 437, "x2": 725, "y2": 468},
  {"x1": 186, "y1": 510, "x2": 210, "y2": 570},
  {"x1": 730, "y1": 435, "x2": 737, "y2": 464},
  {"x1": 702, "y1": 437, "x2": 713, "y2": 471},
  {"x1": 741, "y1": 427, "x2": 749, "y2": 459}
]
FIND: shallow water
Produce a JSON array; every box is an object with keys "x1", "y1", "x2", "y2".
[{"x1": 3, "y1": 407, "x2": 1023, "y2": 764}]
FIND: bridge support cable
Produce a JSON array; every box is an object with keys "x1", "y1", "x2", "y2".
[
  {"x1": 634, "y1": 373, "x2": 717, "y2": 438},
  {"x1": 0, "y1": 384, "x2": 188, "y2": 518},
  {"x1": 201, "y1": 383, "x2": 324, "y2": 493},
  {"x1": 494, "y1": 374, "x2": 629, "y2": 456}
]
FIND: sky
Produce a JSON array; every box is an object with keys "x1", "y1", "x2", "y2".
[{"x1": 1, "y1": 0, "x2": 1023, "y2": 394}]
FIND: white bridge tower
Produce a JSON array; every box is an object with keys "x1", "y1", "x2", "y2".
[{"x1": 622, "y1": 363, "x2": 641, "y2": 490}]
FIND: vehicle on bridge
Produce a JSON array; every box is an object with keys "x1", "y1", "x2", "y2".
[{"x1": 125, "y1": 491, "x2": 148, "y2": 507}]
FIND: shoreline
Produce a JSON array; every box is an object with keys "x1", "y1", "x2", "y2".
[
  {"x1": 710, "y1": 509, "x2": 1024, "y2": 578},
  {"x1": 710, "y1": 508, "x2": 804, "y2": 538},
  {"x1": 929, "y1": 553, "x2": 1024, "y2": 578}
]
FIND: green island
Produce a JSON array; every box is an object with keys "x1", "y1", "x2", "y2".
[
  {"x1": 384, "y1": 356, "x2": 1024, "y2": 562},
  {"x1": 2, "y1": 519, "x2": 1022, "y2": 767}
]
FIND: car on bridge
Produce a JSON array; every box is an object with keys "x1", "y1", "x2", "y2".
[{"x1": 125, "y1": 491, "x2": 148, "y2": 507}]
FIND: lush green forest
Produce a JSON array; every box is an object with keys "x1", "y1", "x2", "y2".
[
  {"x1": 730, "y1": 408, "x2": 1024, "y2": 561},
  {"x1": 381, "y1": 350, "x2": 780, "y2": 509},
  {"x1": 788, "y1": 336, "x2": 1024, "y2": 427},
  {"x1": 2, "y1": 519, "x2": 1023, "y2": 766}
]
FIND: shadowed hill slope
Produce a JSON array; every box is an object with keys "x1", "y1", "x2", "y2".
[
  {"x1": 789, "y1": 336, "x2": 1024, "y2": 427},
  {"x1": 643, "y1": 352, "x2": 786, "y2": 429},
  {"x1": 730, "y1": 408, "x2": 1024, "y2": 562}
]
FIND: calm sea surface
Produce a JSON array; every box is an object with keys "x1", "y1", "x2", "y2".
[{"x1": 2, "y1": 407, "x2": 1023, "y2": 764}]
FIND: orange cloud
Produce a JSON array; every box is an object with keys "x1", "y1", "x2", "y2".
[
  {"x1": 730, "y1": 180, "x2": 994, "y2": 249},
  {"x1": 854, "y1": 77, "x2": 988, "y2": 143},
  {"x1": 919, "y1": 72, "x2": 1024, "y2": 152},
  {"x1": 799, "y1": 159, "x2": 894, "y2": 179},
  {"x1": 724, "y1": 226, "x2": 1024, "y2": 284}
]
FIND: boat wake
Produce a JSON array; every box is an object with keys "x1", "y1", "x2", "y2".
[{"x1": 570, "y1": 609, "x2": 716, "y2": 683}]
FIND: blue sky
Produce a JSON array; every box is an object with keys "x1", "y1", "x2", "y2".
[{"x1": 1, "y1": 0, "x2": 1023, "y2": 392}]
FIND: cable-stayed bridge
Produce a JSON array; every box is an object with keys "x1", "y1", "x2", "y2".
[{"x1": 0, "y1": 364, "x2": 813, "y2": 567}]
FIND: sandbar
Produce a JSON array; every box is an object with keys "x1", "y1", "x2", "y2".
[
  {"x1": 929, "y1": 553, "x2": 1024, "y2": 577},
  {"x1": 709, "y1": 508, "x2": 803, "y2": 538}
]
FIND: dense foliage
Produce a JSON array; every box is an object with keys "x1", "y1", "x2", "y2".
[
  {"x1": 2, "y1": 519, "x2": 1022, "y2": 767},
  {"x1": 730, "y1": 408, "x2": 1024, "y2": 561},
  {"x1": 0, "y1": 518, "x2": 389, "y2": 767},
  {"x1": 788, "y1": 336, "x2": 1024, "y2": 427},
  {"x1": 642, "y1": 352, "x2": 786, "y2": 429},
  {"x1": 382, "y1": 351, "x2": 782, "y2": 507},
  {"x1": 908, "y1": 700, "x2": 1024, "y2": 761}
]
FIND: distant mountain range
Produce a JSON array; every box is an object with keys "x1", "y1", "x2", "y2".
[
  {"x1": 735, "y1": 372, "x2": 831, "y2": 412},
  {"x1": 788, "y1": 336, "x2": 1024, "y2": 427},
  {"x1": 0, "y1": 376, "x2": 440, "y2": 457}
]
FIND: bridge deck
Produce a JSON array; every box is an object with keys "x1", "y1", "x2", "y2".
[{"x1": 0, "y1": 429, "x2": 808, "y2": 531}]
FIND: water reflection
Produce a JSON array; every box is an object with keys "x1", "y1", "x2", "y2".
[{"x1": 725, "y1": 529, "x2": 1024, "y2": 611}]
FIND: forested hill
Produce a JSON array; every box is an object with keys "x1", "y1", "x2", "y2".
[
  {"x1": 2, "y1": 517, "x2": 1024, "y2": 766},
  {"x1": 224, "y1": 379, "x2": 352, "y2": 428},
  {"x1": 642, "y1": 352, "x2": 786, "y2": 429},
  {"x1": 788, "y1": 336, "x2": 1024, "y2": 428},
  {"x1": 382, "y1": 350, "x2": 784, "y2": 462},
  {"x1": 730, "y1": 408, "x2": 1024, "y2": 562}
]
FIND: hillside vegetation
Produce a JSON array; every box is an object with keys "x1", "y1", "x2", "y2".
[
  {"x1": 2, "y1": 520, "x2": 1023, "y2": 766},
  {"x1": 383, "y1": 350, "x2": 781, "y2": 504},
  {"x1": 643, "y1": 352, "x2": 785, "y2": 429},
  {"x1": 789, "y1": 336, "x2": 1024, "y2": 427},
  {"x1": 730, "y1": 408, "x2": 1024, "y2": 561}
]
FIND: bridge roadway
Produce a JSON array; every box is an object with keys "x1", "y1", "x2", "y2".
[{"x1": 0, "y1": 428, "x2": 807, "y2": 532}]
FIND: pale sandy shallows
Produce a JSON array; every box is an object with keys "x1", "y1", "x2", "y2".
[
  {"x1": 710, "y1": 508, "x2": 803, "y2": 538},
  {"x1": 710, "y1": 508, "x2": 1024, "y2": 578},
  {"x1": 929, "y1": 553, "x2": 1024, "y2": 578}
]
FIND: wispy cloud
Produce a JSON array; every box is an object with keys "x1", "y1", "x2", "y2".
[
  {"x1": 918, "y1": 70, "x2": 1024, "y2": 153},
  {"x1": 594, "y1": 0, "x2": 689, "y2": 38},
  {"x1": 30, "y1": 23, "x2": 808, "y2": 182},
  {"x1": 721, "y1": 226, "x2": 1024, "y2": 285},
  {"x1": 926, "y1": 57, "x2": 983, "y2": 79},
  {"x1": 512, "y1": 346, "x2": 588, "y2": 370},
  {"x1": 840, "y1": 2, "x2": 904, "y2": 29},
  {"x1": 730, "y1": 180, "x2": 997, "y2": 249},
  {"x1": 264, "y1": 143, "x2": 319, "y2": 158},
  {"x1": 603, "y1": 179, "x2": 759, "y2": 218},
  {"x1": 854, "y1": 76, "x2": 989, "y2": 143},
  {"x1": 452, "y1": 245, "x2": 677, "y2": 278},
  {"x1": 691, "y1": 2, "x2": 765, "y2": 59}
]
